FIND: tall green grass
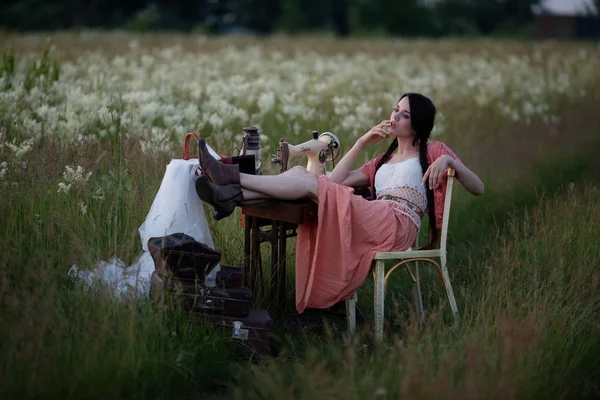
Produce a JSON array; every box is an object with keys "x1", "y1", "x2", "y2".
[{"x1": 0, "y1": 139, "x2": 242, "y2": 399}]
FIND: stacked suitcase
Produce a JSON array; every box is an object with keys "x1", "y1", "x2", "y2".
[{"x1": 148, "y1": 233, "x2": 276, "y2": 359}]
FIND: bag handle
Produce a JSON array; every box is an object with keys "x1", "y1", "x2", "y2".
[{"x1": 183, "y1": 132, "x2": 199, "y2": 160}]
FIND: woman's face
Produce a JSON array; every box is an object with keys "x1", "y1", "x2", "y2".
[{"x1": 387, "y1": 96, "x2": 414, "y2": 138}]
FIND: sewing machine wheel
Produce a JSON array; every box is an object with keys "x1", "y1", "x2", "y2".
[{"x1": 319, "y1": 132, "x2": 341, "y2": 162}]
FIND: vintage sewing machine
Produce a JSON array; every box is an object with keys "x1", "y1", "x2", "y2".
[
  {"x1": 237, "y1": 126, "x2": 342, "y2": 175},
  {"x1": 271, "y1": 131, "x2": 342, "y2": 175}
]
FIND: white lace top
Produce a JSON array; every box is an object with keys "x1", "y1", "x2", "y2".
[{"x1": 374, "y1": 157, "x2": 427, "y2": 227}]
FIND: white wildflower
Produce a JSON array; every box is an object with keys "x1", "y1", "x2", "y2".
[
  {"x1": 58, "y1": 165, "x2": 92, "y2": 194},
  {"x1": 6, "y1": 138, "x2": 34, "y2": 158},
  {"x1": 63, "y1": 165, "x2": 93, "y2": 184},
  {"x1": 206, "y1": 113, "x2": 223, "y2": 129},
  {"x1": 92, "y1": 187, "x2": 105, "y2": 201},
  {"x1": 163, "y1": 114, "x2": 182, "y2": 127},
  {"x1": 140, "y1": 127, "x2": 172, "y2": 155},
  {"x1": 231, "y1": 107, "x2": 249, "y2": 122},
  {"x1": 111, "y1": 56, "x2": 127, "y2": 68},
  {"x1": 57, "y1": 182, "x2": 72, "y2": 193},
  {"x1": 182, "y1": 104, "x2": 200, "y2": 122},
  {"x1": 281, "y1": 103, "x2": 306, "y2": 119},
  {"x1": 292, "y1": 121, "x2": 302, "y2": 135},
  {"x1": 0, "y1": 161, "x2": 7, "y2": 180},
  {"x1": 79, "y1": 202, "x2": 87, "y2": 215},
  {"x1": 141, "y1": 55, "x2": 154, "y2": 68},
  {"x1": 173, "y1": 125, "x2": 187, "y2": 137},
  {"x1": 139, "y1": 101, "x2": 161, "y2": 122},
  {"x1": 257, "y1": 92, "x2": 275, "y2": 114},
  {"x1": 222, "y1": 129, "x2": 232, "y2": 141},
  {"x1": 23, "y1": 119, "x2": 43, "y2": 138},
  {"x1": 341, "y1": 114, "x2": 359, "y2": 133}
]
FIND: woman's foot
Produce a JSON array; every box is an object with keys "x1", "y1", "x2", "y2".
[
  {"x1": 198, "y1": 138, "x2": 240, "y2": 186},
  {"x1": 195, "y1": 174, "x2": 244, "y2": 220}
]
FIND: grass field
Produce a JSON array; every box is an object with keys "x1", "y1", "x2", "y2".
[{"x1": 1, "y1": 32, "x2": 600, "y2": 399}]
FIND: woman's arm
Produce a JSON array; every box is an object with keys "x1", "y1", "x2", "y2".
[
  {"x1": 339, "y1": 169, "x2": 369, "y2": 187},
  {"x1": 423, "y1": 142, "x2": 484, "y2": 196},
  {"x1": 449, "y1": 156, "x2": 484, "y2": 196},
  {"x1": 329, "y1": 121, "x2": 390, "y2": 186},
  {"x1": 329, "y1": 139, "x2": 368, "y2": 184}
]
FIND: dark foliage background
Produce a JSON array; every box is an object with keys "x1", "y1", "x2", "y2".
[{"x1": 0, "y1": 0, "x2": 566, "y2": 37}]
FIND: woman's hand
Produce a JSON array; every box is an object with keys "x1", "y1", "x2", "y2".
[
  {"x1": 422, "y1": 155, "x2": 453, "y2": 189},
  {"x1": 358, "y1": 120, "x2": 392, "y2": 145}
]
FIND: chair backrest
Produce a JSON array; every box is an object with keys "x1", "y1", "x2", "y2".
[
  {"x1": 417, "y1": 168, "x2": 456, "y2": 252},
  {"x1": 438, "y1": 168, "x2": 456, "y2": 255}
]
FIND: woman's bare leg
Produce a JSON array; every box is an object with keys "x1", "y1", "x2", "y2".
[
  {"x1": 239, "y1": 166, "x2": 310, "y2": 201},
  {"x1": 280, "y1": 165, "x2": 310, "y2": 176},
  {"x1": 241, "y1": 188, "x2": 271, "y2": 201},
  {"x1": 240, "y1": 172, "x2": 318, "y2": 201}
]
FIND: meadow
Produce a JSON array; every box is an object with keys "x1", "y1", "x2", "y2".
[{"x1": 1, "y1": 32, "x2": 599, "y2": 399}]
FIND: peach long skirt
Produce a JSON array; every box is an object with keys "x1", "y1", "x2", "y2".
[{"x1": 295, "y1": 175, "x2": 419, "y2": 313}]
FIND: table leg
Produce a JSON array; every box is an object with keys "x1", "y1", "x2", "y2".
[
  {"x1": 245, "y1": 216, "x2": 263, "y2": 303},
  {"x1": 278, "y1": 223, "x2": 287, "y2": 308},
  {"x1": 243, "y1": 215, "x2": 251, "y2": 286},
  {"x1": 254, "y1": 217, "x2": 265, "y2": 301},
  {"x1": 242, "y1": 215, "x2": 293, "y2": 312},
  {"x1": 269, "y1": 221, "x2": 280, "y2": 306}
]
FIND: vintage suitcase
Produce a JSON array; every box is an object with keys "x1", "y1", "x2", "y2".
[
  {"x1": 190, "y1": 308, "x2": 277, "y2": 359},
  {"x1": 216, "y1": 265, "x2": 244, "y2": 288},
  {"x1": 172, "y1": 278, "x2": 251, "y2": 318},
  {"x1": 147, "y1": 233, "x2": 252, "y2": 318},
  {"x1": 150, "y1": 271, "x2": 252, "y2": 318}
]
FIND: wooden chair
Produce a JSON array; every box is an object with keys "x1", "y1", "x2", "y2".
[{"x1": 345, "y1": 168, "x2": 459, "y2": 342}]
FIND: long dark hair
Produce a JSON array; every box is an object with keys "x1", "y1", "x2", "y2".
[{"x1": 373, "y1": 93, "x2": 437, "y2": 244}]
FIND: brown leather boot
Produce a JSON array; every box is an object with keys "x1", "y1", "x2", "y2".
[
  {"x1": 195, "y1": 174, "x2": 243, "y2": 221},
  {"x1": 198, "y1": 138, "x2": 240, "y2": 186}
]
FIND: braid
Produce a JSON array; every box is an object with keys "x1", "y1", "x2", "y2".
[
  {"x1": 372, "y1": 140, "x2": 398, "y2": 199},
  {"x1": 418, "y1": 139, "x2": 437, "y2": 245}
]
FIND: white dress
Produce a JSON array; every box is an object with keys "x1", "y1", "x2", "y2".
[{"x1": 374, "y1": 157, "x2": 427, "y2": 228}]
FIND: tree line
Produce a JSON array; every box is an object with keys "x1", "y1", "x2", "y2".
[{"x1": 0, "y1": 0, "x2": 578, "y2": 37}]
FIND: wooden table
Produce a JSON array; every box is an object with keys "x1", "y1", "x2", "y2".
[
  {"x1": 238, "y1": 185, "x2": 370, "y2": 312},
  {"x1": 240, "y1": 199, "x2": 318, "y2": 310}
]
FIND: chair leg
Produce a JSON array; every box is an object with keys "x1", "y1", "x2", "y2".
[
  {"x1": 373, "y1": 260, "x2": 385, "y2": 342},
  {"x1": 440, "y1": 257, "x2": 460, "y2": 327},
  {"x1": 346, "y1": 292, "x2": 357, "y2": 337},
  {"x1": 412, "y1": 261, "x2": 425, "y2": 328}
]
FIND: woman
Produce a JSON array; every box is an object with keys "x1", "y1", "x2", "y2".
[{"x1": 196, "y1": 93, "x2": 484, "y2": 313}]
